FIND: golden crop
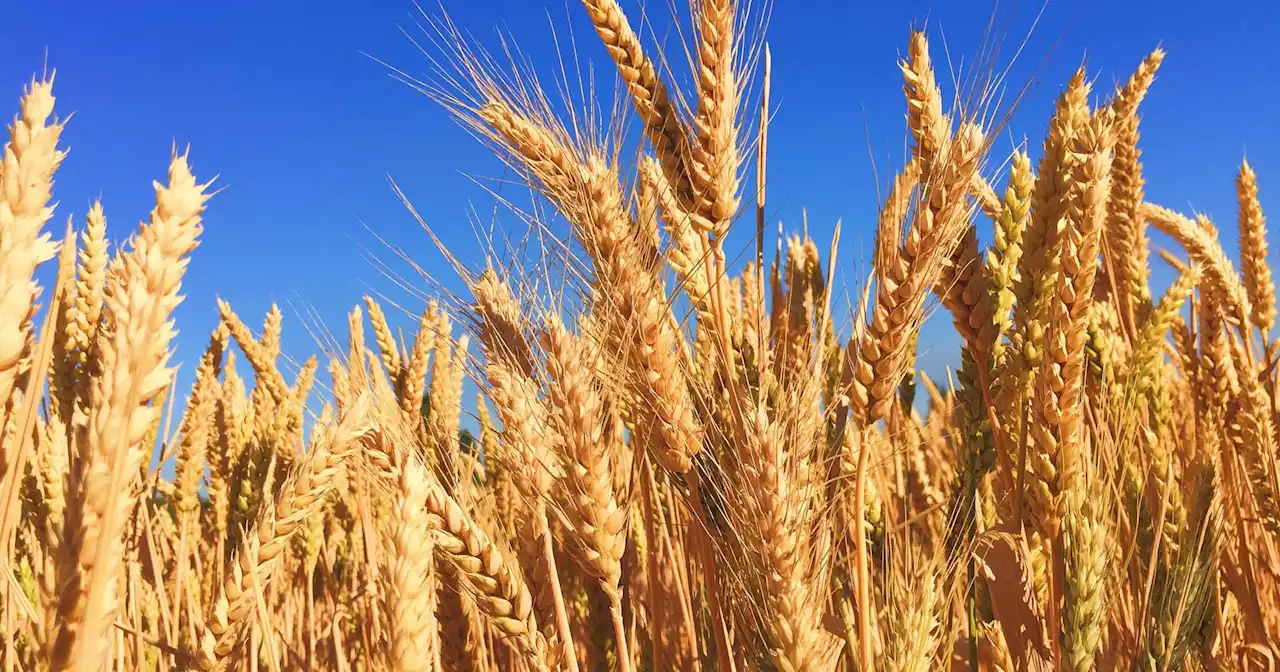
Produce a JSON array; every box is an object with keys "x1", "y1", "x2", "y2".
[{"x1": 1, "y1": 1, "x2": 1276, "y2": 670}]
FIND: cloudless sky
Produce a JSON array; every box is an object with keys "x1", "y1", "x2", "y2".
[{"x1": 3, "y1": 0, "x2": 1277, "y2": 412}]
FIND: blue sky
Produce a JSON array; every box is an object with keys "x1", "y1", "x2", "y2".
[{"x1": 3, "y1": 0, "x2": 1277, "y2": 410}]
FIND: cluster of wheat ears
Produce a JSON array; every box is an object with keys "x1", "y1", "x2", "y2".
[{"x1": 1, "y1": 0, "x2": 1278, "y2": 670}]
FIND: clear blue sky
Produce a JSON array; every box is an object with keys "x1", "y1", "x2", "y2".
[{"x1": 3, "y1": 0, "x2": 1277, "y2": 405}]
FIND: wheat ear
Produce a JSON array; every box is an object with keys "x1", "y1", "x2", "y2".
[
  {"x1": 0, "y1": 76, "x2": 65, "y2": 407},
  {"x1": 67, "y1": 202, "x2": 109, "y2": 411},
  {"x1": 579, "y1": 0, "x2": 693, "y2": 196},
  {"x1": 541, "y1": 318, "x2": 631, "y2": 668},
  {"x1": 387, "y1": 454, "x2": 437, "y2": 672},
  {"x1": 1236, "y1": 160, "x2": 1275, "y2": 334},
  {"x1": 364, "y1": 295, "x2": 403, "y2": 376},
  {"x1": 53, "y1": 151, "x2": 210, "y2": 672},
  {"x1": 426, "y1": 477, "x2": 554, "y2": 671},
  {"x1": 198, "y1": 397, "x2": 374, "y2": 670},
  {"x1": 1144, "y1": 203, "x2": 1253, "y2": 331},
  {"x1": 1104, "y1": 49, "x2": 1164, "y2": 332},
  {"x1": 690, "y1": 0, "x2": 741, "y2": 237}
]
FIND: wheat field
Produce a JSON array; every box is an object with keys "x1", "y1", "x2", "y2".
[{"x1": 1, "y1": 0, "x2": 1277, "y2": 670}]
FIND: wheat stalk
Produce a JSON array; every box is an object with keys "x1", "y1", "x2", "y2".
[{"x1": 52, "y1": 151, "x2": 210, "y2": 672}]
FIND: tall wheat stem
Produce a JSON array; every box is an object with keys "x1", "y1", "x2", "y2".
[
  {"x1": 538, "y1": 505, "x2": 579, "y2": 672},
  {"x1": 852, "y1": 425, "x2": 874, "y2": 669}
]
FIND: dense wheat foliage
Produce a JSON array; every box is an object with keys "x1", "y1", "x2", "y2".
[{"x1": 2, "y1": 1, "x2": 1279, "y2": 670}]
